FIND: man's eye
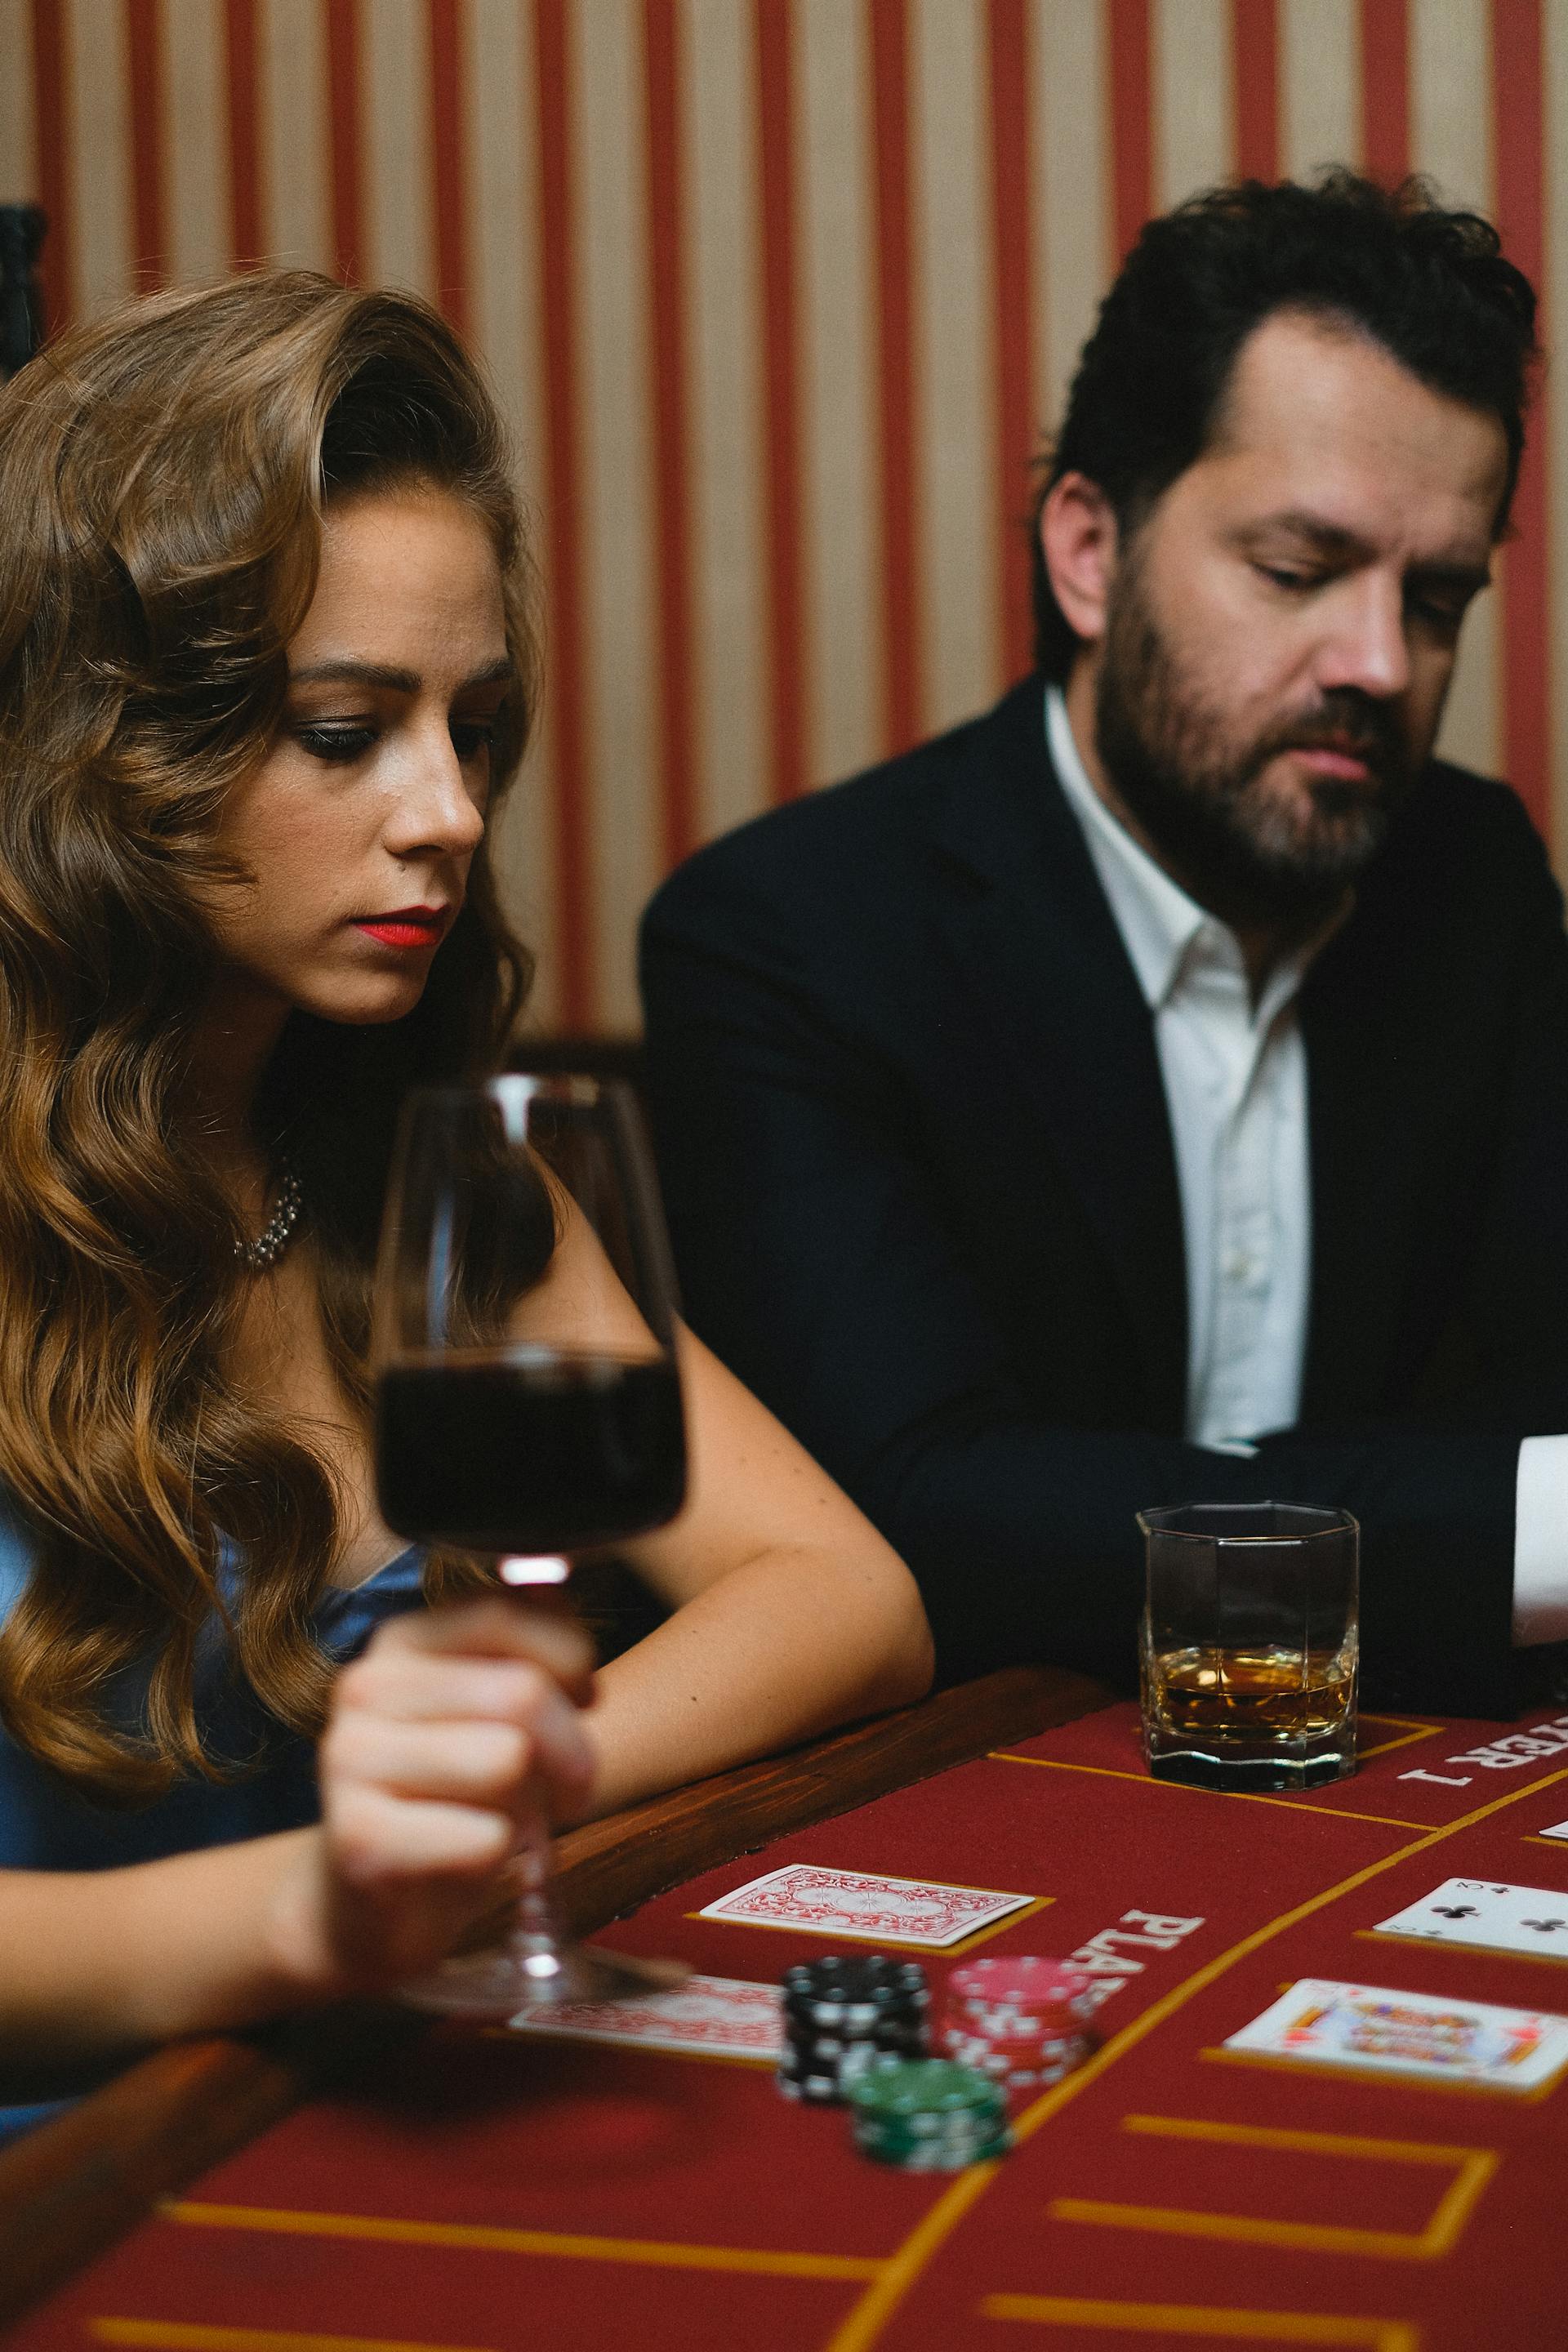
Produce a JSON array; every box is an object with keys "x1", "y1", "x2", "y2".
[
  {"x1": 451, "y1": 719, "x2": 498, "y2": 761},
  {"x1": 1255, "y1": 564, "x2": 1320, "y2": 592},
  {"x1": 295, "y1": 724, "x2": 376, "y2": 762}
]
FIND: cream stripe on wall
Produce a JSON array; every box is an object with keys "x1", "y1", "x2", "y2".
[
  {"x1": 1033, "y1": 0, "x2": 1110, "y2": 443},
  {"x1": 683, "y1": 0, "x2": 769, "y2": 845},
  {"x1": 795, "y1": 0, "x2": 881, "y2": 791},
  {"x1": 261, "y1": 0, "x2": 332, "y2": 274},
  {"x1": 68, "y1": 0, "x2": 134, "y2": 318},
  {"x1": 362, "y1": 0, "x2": 435, "y2": 301},
  {"x1": 0, "y1": 0, "x2": 36, "y2": 205},
  {"x1": 1153, "y1": 0, "x2": 1232, "y2": 211},
  {"x1": 1413, "y1": 0, "x2": 1500, "y2": 782},
  {"x1": 467, "y1": 0, "x2": 560, "y2": 1028},
  {"x1": 1279, "y1": 0, "x2": 1359, "y2": 180},
  {"x1": 574, "y1": 0, "x2": 660, "y2": 1033},
  {"x1": 911, "y1": 0, "x2": 998, "y2": 739},
  {"x1": 163, "y1": 0, "x2": 230, "y2": 286},
  {"x1": 1547, "y1": 0, "x2": 1568, "y2": 862}
]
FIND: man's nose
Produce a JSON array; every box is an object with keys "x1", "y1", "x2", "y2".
[
  {"x1": 385, "y1": 730, "x2": 487, "y2": 858},
  {"x1": 1314, "y1": 576, "x2": 1410, "y2": 702}
]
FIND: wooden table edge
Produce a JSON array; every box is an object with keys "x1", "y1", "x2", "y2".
[{"x1": 0, "y1": 1662, "x2": 1107, "y2": 2328}]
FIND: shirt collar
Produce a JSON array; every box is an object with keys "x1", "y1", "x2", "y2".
[
  {"x1": 1046, "y1": 683, "x2": 1209, "y2": 1011},
  {"x1": 1045, "y1": 684, "x2": 1339, "y2": 1021}
]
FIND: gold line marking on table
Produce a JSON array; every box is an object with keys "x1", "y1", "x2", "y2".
[
  {"x1": 985, "y1": 1753, "x2": 1428, "y2": 1832},
  {"x1": 680, "y1": 1896, "x2": 1050, "y2": 1953},
  {"x1": 1354, "y1": 1926, "x2": 1568, "y2": 1975},
  {"x1": 1048, "y1": 2114, "x2": 1496, "y2": 2259},
  {"x1": 975, "y1": 2295, "x2": 1419, "y2": 2347},
  {"x1": 1356, "y1": 1715, "x2": 1446, "y2": 1760},
  {"x1": 1523, "y1": 1834, "x2": 1568, "y2": 1850},
  {"x1": 1199, "y1": 2047, "x2": 1566, "y2": 2102},
  {"x1": 822, "y1": 1761, "x2": 1568, "y2": 2352},
  {"x1": 91, "y1": 2327, "x2": 496, "y2": 2352},
  {"x1": 160, "y1": 2203, "x2": 882, "y2": 2282}
]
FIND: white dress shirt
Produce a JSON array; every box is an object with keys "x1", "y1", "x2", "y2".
[{"x1": 1045, "y1": 686, "x2": 1568, "y2": 1643}]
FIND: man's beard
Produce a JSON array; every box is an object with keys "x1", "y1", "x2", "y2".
[{"x1": 1094, "y1": 559, "x2": 1421, "y2": 933}]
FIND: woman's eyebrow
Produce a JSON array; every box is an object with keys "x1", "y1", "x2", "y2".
[{"x1": 288, "y1": 657, "x2": 513, "y2": 693}]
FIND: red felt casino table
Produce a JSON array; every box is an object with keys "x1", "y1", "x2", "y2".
[{"x1": 6, "y1": 1668, "x2": 1568, "y2": 2350}]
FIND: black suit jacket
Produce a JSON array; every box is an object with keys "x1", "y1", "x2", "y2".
[{"x1": 640, "y1": 679, "x2": 1568, "y2": 1715}]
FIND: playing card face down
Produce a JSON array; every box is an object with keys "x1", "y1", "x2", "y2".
[
  {"x1": 507, "y1": 1973, "x2": 782, "y2": 2060},
  {"x1": 1374, "y1": 1877, "x2": 1568, "y2": 1962},
  {"x1": 695, "y1": 1864, "x2": 1036, "y2": 1948},
  {"x1": 1224, "y1": 1978, "x2": 1568, "y2": 2091}
]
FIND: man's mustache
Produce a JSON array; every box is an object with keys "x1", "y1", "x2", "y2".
[{"x1": 1254, "y1": 693, "x2": 1407, "y2": 780}]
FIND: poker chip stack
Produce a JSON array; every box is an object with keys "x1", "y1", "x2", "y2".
[
  {"x1": 777, "y1": 1953, "x2": 931, "y2": 2102},
  {"x1": 845, "y1": 2056, "x2": 1012, "y2": 2170},
  {"x1": 940, "y1": 1958, "x2": 1097, "y2": 2096}
]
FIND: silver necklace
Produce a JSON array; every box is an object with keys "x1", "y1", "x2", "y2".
[{"x1": 237, "y1": 1163, "x2": 305, "y2": 1274}]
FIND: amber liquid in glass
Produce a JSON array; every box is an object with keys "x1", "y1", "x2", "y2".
[{"x1": 1140, "y1": 1642, "x2": 1356, "y2": 1788}]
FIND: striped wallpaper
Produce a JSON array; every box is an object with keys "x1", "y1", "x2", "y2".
[{"x1": 0, "y1": 0, "x2": 1563, "y2": 1030}]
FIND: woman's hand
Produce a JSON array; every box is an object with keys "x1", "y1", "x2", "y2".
[{"x1": 272, "y1": 1597, "x2": 599, "y2": 1996}]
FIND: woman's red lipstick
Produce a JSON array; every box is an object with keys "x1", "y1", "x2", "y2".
[{"x1": 353, "y1": 906, "x2": 449, "y2": 950}]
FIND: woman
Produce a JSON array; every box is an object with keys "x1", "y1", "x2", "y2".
[{"x1": 0, "y1": 273, "x2": 932, "y2": 2073}]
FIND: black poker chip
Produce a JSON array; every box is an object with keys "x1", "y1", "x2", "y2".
[{"x1": 777, "y1": 1954, "x2": 931, "y2": 2104}]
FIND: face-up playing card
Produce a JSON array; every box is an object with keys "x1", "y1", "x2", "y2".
[
  {"x1": 1538, "y1": 1820, "x2": 1568, "y2": 1842},
  {"x1": 506, "y1": 1973, "x2": 783, "y2": 2060},
  {"x1": 695, "y1": 1864, "x2": 1036, "y2": 1948},
  {"x1": 1224, "y1": 1978, "x2": 1568, "y2": 2091},
  {"x1": 1373, "y1": 1877, "x2": 1568, "y2": 1962}
]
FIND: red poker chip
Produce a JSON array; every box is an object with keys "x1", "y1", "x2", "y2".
[{"x1": 947, "y1": 1958, "x2": 1093, "y2": 2010}]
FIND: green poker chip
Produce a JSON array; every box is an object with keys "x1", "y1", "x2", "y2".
[{"x1": 846, "y1": 2057, "x2": 1006, "y2": 2119}]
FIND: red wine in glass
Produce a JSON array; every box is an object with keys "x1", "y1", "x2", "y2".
[{"x1": 372, "y1": 1073, "x2": 691, "y2": 2014}]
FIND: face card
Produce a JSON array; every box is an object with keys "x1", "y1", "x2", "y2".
[
  {"x1": 1373, "y1": 1877, "x2": 1568, "y2": 1962},
  {"x1": 1224, "y1": 1977, "x2": 1568, "y2": 2091},
  {"x1": 696, "y1": 1864, "x2": 1036, "y2": 1948},
  {"x1": 507, "y1": 1972, "x2": 782, "y2": 2060}
]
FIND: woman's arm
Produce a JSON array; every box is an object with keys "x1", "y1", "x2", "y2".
[
  {"x1": 0, "y1": 1598, "x2": 596, "y2": 2066},
  {"x1": 509, "y1": 1196, "x2": 934, "y2": 1815},
  {"x1": 586, "y1": 1323, "x2": 934, "y2": 1814}
]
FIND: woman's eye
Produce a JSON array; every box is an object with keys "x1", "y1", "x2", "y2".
[
  {"x1": 451, "y1": 719, "x2": 498, "y2": 761},
  {"x1": 295, "y1": 724, "x2": 377, "y2": 763}
]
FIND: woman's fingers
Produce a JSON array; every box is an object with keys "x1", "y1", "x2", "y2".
[
  {"x1": 323, "y1": 1687, "x2": 595, "y2": 1822},
  {"x1": 311, "y1": 1592, "x2": 604, "y2": 1989},
  {"x1": 363, "y1": 1594, "x2": 595, "y2": 1698}
]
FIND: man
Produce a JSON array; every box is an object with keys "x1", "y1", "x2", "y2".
[{"x1": 639, "y1": 173, "x2": 1568, "y2": 1717}]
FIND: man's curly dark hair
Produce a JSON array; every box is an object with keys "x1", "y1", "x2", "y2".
[{"x1": 1031, "y1": 170, "x2": 1539, "y2": 679}]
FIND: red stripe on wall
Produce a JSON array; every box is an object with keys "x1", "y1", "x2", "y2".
[
  {"x1": 1107, "y1": 0, "x2": 1152, "y2": 262},
  {"x1": 535, "y1": 0, "x2": 595, "y2": 1027},
  {"x1": 428, "y1": 0, "x2": 468, "y2": 335},
  {"x1": 644, "y1": 0, "x2": 698, "y2": 870},
  {"x1": 1232, "y1": 0, "x2": 1278, "y2": 183},
  {"x1": 225, "y1": 0, "x2": 262, "y2": 269},
  {"x1": 325, "y1": 0, "x2": 363, "y2": 283},
  {"x1": 868, "y1": 0, "x2": 920, "y2": 755},
  {"x1": 987, "y1": 0, "x2": 1035, "y2": 686},
  {"x1": 1492, "y1": 0, "x2": 1549, "y2": 839},
  {"x1": 1358, "y1": 0, "x2": 1409, "y2": 185},
  {"x1": 125, "y1": 0, "x2": 167, "y2": 287},
  {"x1": 755, "y1": 0, "x2": 805, "y2": 804},
  {"x1": 30, "y1": 0, "x2": 71, "y2": 332}
]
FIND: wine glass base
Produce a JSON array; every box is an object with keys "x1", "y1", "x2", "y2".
[{"x1": 402, "y1": 1937, "x2": 693, "y2": 2019}]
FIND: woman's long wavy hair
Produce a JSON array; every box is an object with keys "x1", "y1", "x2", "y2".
[{"x1": 0, "y1": 271, "x2": 537, "y2": 1800}]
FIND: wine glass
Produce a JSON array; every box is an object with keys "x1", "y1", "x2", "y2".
[{"x1": 372, "y1": 1071, "x2": 693, "y2": 2015}]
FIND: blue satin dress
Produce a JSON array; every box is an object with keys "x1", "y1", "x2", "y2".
[{"x1": 0, "y1": 1512, "x2": 429, "y2": 2140}]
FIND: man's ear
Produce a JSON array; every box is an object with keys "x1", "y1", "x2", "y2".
[{"x1": 1039, "y1": 471, "x2": 1119, "y2": 648}]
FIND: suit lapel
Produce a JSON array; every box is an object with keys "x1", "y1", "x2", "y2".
[{"x1": 925, "y1": 684, "x2": 1189, "y2": 1429}]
